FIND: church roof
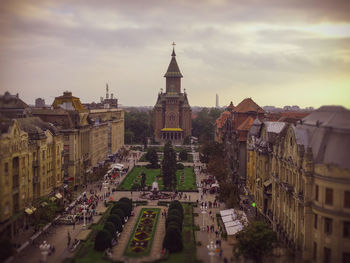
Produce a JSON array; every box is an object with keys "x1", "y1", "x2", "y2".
[
  {"x1": 237, "y1": 116, "x2": 255, "y2": 131},
  {"x1": 234, "y1": 98, "x2": 264, "y2": 113},
  {"x1": 164, "y1": 48, "x2": 183, "y2": 78}
]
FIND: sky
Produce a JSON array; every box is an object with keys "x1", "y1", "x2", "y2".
[{"x1": 0, "y1": 0, "x2": 349, "y2": 108}]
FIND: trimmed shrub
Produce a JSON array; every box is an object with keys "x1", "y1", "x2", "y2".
[
  {"x1": 94, "y1": 230, "x2": 112, "y2": 251},
  {"x1": 167, "y1": 220, "x2": 182, "y2": 232},
  {"x1": 168, "y1": 209, "x2": 183, "y2": 221},
  {"x1": 163, "y1": 226, "x2": 182, "y2": 252},
  {"x1": 103, "y1": 222, "x2": 116, "y2": 237},
  {"x1": 111, "y1": 208, "x2": 125, "y2": 223},
  {"x1": 107, "y1": 214, "x2": 123, "y2": 232},
  {"x1": 113, "y1": 201, "x2": 131, "y2": 217},
  {"x1": 119, "y1": 197, "x2": 133, "y2": 208},
  {"x1": 166, "y1": 214, "x2": 182, "y2": 229},
  {"x1": 169, "y1": 200, "x2": 184, "y2": 217}
]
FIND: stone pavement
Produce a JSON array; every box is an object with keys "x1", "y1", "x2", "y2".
[
  {"x1": 9, "y1": 146, "x2": 238, "y2": 263},
  {"x1": 111, "y1": 205, "x2": 166, "y2": 263}
]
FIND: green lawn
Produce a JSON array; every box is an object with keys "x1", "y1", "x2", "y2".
[
  {"x1": 118, "y1": 166, "x2": 196, "y2": 191},
  {"x1": 162, "y1": 204, "x2": 197, "y2": 262},
  {"x1": 124, "y1": 208, "x2": 160, "y2": 257},
  {"x1": 71, "y1": 206, "x2": 113, "y2": 263}
]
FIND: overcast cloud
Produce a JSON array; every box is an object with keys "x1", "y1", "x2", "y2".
[{"x1": 0, "y1": 0, "x2": 349, "y2": 108}]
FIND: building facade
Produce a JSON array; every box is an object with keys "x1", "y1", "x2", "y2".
[
  {"x1": 246, "y1": 106, "x2": 350, "y2": 262},
  {"x1": 153, "y1": 47, "x2": 192, "y2": 144},
  {"x1": 0, "y1": 117, "x2": 64, "y2": 241}
]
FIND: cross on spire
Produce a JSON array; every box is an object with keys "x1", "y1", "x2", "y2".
[{"x1": 171, "y1": 42, "x2": 176, "y2": 57}]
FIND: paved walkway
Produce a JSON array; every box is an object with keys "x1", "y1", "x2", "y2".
[
  {"x1": 111, "y1": 205, "x2": 167, "y2": 263},
  {"x1": 9, "y1": 147, "x2": 237, "y2": 263}
]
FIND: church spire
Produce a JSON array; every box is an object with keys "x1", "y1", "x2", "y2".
[{"x1": 164, "y1": 42, "x2": 183, "y2": 78}]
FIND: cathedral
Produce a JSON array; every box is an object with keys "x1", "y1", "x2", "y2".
[{"x1": 153, "y1": 46, "x2": 192, "y2": 144}]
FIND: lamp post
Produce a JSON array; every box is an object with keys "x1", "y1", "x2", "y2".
[
  {"x1": 200, "y1": 203, "x2": 207, "y2": 231},
  {"x1": 39, "y1": 240, "x2": 50, "y2": 262},
  {"x1": 103, "y1": 181, "x2": 108, "y2": 199},
  {"x1": 81, "y1": 202, "x2": 88, "y2": 229},
  {"x1": 207, "y1": 240, "x2": 217, "y2": 263}
]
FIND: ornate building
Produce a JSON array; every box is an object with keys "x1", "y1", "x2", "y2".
[
  {"x1": 153, "y1": 46, "x2": 192, "y2": 144},
  {"x1": 247, "y1": 106, "x2": 350, "y2": 262},
  {"x1": 215, "y1": 98, "x2": 265, "y2": 184}
]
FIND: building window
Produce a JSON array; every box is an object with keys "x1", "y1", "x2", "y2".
[
  {"x1": 324, "y1": 247, "x2": 331, "y2": 263},
  {"x1": 314, "y1": 214, "x2": 318, "y2": 229},
  {"x1": 315, "y1": 185, "x2": 319, "y2": 201},
  {"x1": 5, "y1": 162, "x2": 9, "y2": 173},
  {"x1": 343, "y1": 253, "x2": 350, "y2": 263},
  {"x1": 324, "y1": 218, "x2": 332, "y2": 235},
  {"x1": 325, "y1": 188, "x2": 333, "y2": 205},
  {"x1": 345, "y1": 191, "x2": 350, "y2": 208},
  {"x1": 343, "y1": 221, "x2": 350, "y2": 238}
]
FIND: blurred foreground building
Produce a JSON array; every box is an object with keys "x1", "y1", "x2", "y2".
[{"x1": 246, "y1": 106, "x2": 350, "y2": 262}]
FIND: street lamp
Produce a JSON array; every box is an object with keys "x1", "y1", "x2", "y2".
[
  {"x1": 103, "y1": 181, "x2": 108, "y2": 199},
  {"x1": 81, "y1": 202, "x2": 88, "y2": 229},
  {"x1": 207, "y1": 240, "x2": 217, "y2": 263},
  {"x1": 200, "y1": 203, "x2": 207, "y2": 231},
  {"x1": 39, "y1": 240, "x2": 50, "y2": 262}
]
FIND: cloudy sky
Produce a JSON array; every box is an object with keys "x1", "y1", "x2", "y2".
[{"x1": 0, "y1": 0, "x2": 349, "y2": 108}]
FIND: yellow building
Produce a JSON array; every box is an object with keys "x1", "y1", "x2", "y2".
[
  {"x1": 0, "y1": 117, "x2": 64, "y2": 240},
  {"x1": 247, "y1": 106, "x2": 350, "y2": 262}
]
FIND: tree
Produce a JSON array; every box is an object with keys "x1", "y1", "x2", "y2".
[
  {"x1": 234, "y1": 221, "x2": 277, "y2": 263},
  {"x1": 162, "y1": 141, "x2": 177, "y2": 190},
  {"x1": 179, "y1": 149, "x2": 188, "y2": 161},
  {"x1": 124, "y1": 110, "x2": 153, "y2": 144},
  {"x1": 107, "y1": 214, "x2": 123, "y2": 232},
  {"x1": 94, "y1": 230, "x2": 112, "y2": 251},
  {"x1": 163, "y1": 225, "x2": 183, "y2": 252},
  {"x1": 145, "y1": 148, "x2": 159, "y2": 168},
  {"x1": 192, "y1": 107, "x2": 223, "y2": 144},
  {"x1": 111, "y1": 208, "x2": 125, "y2": 223},
  {"x1": 103, "y1": 222, "x2": 116, "y2": 237}
]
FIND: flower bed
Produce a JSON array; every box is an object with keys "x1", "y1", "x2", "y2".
[{"x1": 124, "y1": 208, "x2": 160, "y2": 257}]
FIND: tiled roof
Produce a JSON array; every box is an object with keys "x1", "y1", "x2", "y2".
[
  {"x1": 216, "y1": 111, "x2": 231, "y2": 129},
  {"x1": 233, "y1": 98, "x2": 264, "y2": 113},
  {"x1": 164, "y1": 49, "x2": 183, "y2": 78},
  {"x1": 0, "y1": 91, "x2": 28, "y2": 109},
  {"x1": 237, "y1": 116, "x2": 254, "y2": 131},
  {"x1": 264, "y1": 121, "x2": 286, "y2": 134}
]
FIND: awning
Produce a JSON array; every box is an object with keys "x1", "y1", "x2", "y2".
[
  {"x1": 161, "y1": 128, "x2": 183, "y2": 132},
  {"x1": 55, "y1": 193, "x2": 63, "y2": 199},
  {"x1": 25, "y1": 208, "x2": 33, "y2": 215},
  {"x1": 263, "y1": 178, "x2": 273, "y2": 187}
]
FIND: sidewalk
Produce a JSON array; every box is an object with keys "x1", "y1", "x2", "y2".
[{"x1": 11, "y1": 154, "x2": 135, "y2": 263}]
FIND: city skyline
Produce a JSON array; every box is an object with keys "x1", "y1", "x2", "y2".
[{"x1": 0, "y1": 0, "x2": 349, "y2": 108}]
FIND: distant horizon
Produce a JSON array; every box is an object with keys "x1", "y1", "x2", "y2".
[{"x1": 1, "y1": 0, "x2": 349, "y2": 108}]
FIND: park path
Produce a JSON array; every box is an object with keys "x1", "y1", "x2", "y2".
[{"x1": 111, "y1": 205, "x2": 166, "y2": 263}]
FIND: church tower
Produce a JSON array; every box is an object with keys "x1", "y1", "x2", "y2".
[{"x1": 153, "y1": 44, "x2": 192, "y2": 144}]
